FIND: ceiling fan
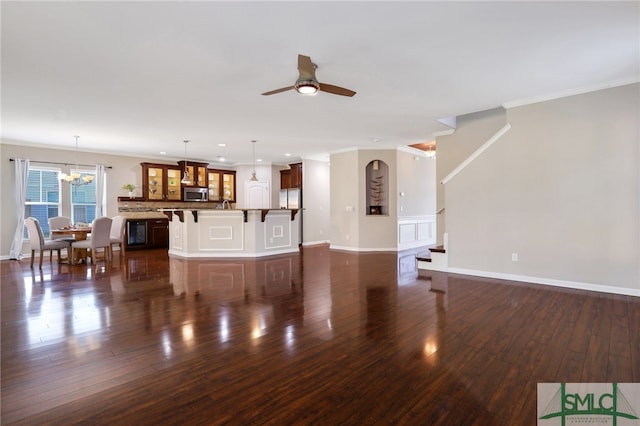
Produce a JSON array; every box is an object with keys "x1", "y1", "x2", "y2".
[{"x1": 261, "y1": 54, "x2": 356, "y2": 97}]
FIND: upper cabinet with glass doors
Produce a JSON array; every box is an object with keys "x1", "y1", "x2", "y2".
[
  {"x1": 207, "y1": 169, "x2": 236, "y2": 202},
  {"x1": 177, "y1": 161, "x2": 208, "y2": 187},
  {"x1": 141, "y1": 162, "x2": 235, "y2": 202},
  {"x1": 141, "y1": 162, "x2": 182, "y2": 201}
]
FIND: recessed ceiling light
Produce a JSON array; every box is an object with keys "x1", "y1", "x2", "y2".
[
  {"x1": 217, "y1": 156, "x2": 225, "y2": 162},
  {"x1": 218, "y1": 143, "x2": 226, "y2": 147},
  {"x1": 160, "y1": 151, "x2": 167, "y2": 155},
  {"x1": 257, "y1": 158, "x2": 263, "y2": 162},
  {"x1": 285, "y1": 153, "x2": 291, "y2": 157}
]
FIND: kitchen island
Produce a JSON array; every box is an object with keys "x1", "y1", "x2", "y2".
[{"x1": 161, "y1": 208, "x2": 300, "y2": 258}]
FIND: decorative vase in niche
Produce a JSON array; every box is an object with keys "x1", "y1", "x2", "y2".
[{"x1": 129, "y1": 192, "x2": 134, "y2": 198}]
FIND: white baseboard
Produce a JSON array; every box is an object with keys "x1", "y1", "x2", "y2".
[
  {"x1": 448, "y1": 267, "x2": 640, "y2": 297},
  {"x1": 329, "y1": 244, "x2": 398, "y2": 252},
  {"x1": 302, "y1": 240, "x2": 330, "y2": 247},
  {"x1": 417, "y1": 259, "x2": 448, "y2": 272},
  {"x1": 2, "y1": 252, "x2": 37, "y2": 261}
]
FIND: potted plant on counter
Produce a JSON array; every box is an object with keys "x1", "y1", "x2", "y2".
[{"x1": 122, "y1": 183, "x2": 136, "y2": 198}]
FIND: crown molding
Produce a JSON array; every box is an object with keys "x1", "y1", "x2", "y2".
[{"x1": 502, "y1": 77, "x2": 639, "y2": 109}]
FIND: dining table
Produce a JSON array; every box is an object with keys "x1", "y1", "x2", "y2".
[{"x1": 51, "y1": 227, "x2": 92, "y2": 264}]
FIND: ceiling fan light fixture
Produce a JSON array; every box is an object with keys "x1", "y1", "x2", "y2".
[
  {"x1": 295, "y1": 80, "x2": 319, "y2": 95},
  {"x1": 263, "y1": 54, "x2": 355, "y2": 97}
]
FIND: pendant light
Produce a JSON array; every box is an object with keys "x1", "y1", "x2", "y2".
[
  {"x1": 180, "y1": 140, "x2": 190, "y2": 184},
  {"x1": 59, "y1": 136, "x2": 95, "y2": 186},
  {"x1": 250, "y1": 140, "x2": 258, "y2": 181}
]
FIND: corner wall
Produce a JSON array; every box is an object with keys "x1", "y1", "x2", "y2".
[
  {"x1": 440, "y1": 83, "x2": 639, "y2": 295},
  {"x1": 329, "y1": 150, "x2": 360, "y2": 249},
  {"x1": 330, "y1": 148, "x2": 436, "y2": 252},
  {"x1": 436, "y1": 107, "x2": 507, "y2": 245},
  {"x1": 302, "y1": 158, "x2": 330, "y2": 245}
]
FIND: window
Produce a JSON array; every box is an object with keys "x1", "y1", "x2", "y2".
[
  {"x1": 25, "y1": 168, "x2": 61, "y2": 237},
  {"x1": 70, "y1": 168, "x2": 96, "y2": 225}
]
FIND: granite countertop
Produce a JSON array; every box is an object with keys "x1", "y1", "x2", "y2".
[
  {"x1": 119, "y1": 211, "x2": 168, "y2": 219},
  {"x1": 157, "y1": 208, "x2": 297, "y2": 211},
  {"x1": 117, "y1": 204, "x2": 297, "y2": 220}
]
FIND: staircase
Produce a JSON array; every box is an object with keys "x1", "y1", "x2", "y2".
[{"x1": 417, "y1": 234, "x2": 448, "y2": 272}]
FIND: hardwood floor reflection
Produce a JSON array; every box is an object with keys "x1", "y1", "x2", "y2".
[{"x1": 1, "y1": 246, "x2": 638, "y2": 424}]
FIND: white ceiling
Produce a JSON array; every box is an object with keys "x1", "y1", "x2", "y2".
[{"x1": 2, "y1": 1, "x2": 638, "y2": 166}]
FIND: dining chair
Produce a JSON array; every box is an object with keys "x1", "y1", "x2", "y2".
[
  {"x1": 109, "y1": 215, "x2": 127, "y2": 259},
  {"x1": 48, "y1": 216, "x2": 76, "y2": 242},
  {"x1": 24, "y1": 217, "x2": 72, "y2": 269},
  {"x1": 72, "y1": 217, "x2": 113, "y2": 264}
]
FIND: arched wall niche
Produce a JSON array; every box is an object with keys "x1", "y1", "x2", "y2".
[{"x1": 365, "y1": 159, "x2": 389, "y2": 215}]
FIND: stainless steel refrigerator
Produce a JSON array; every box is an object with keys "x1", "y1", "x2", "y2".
[{"x1": 279, "y1": 188, "x2": 300, "y2": 209}]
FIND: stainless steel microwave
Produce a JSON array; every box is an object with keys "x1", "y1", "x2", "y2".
[{"x1": 183, "y1": 187, "x2": 208, "y2": 202}]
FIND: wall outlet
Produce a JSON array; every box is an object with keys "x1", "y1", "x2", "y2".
[{"x1": 511, "y1": 253, "x2": 519, "y2": 262}]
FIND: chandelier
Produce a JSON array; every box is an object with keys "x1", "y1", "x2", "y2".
[
  {"x1": 425, "y1": 144, "x2": 436, "y2": 159},
  {"x1": 59, "y1": 136, "x2": 95, "y2": 185}
]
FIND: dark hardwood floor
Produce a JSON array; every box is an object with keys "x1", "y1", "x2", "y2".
[{"x1": 1, "y1": 246, "x2": 638, "y2": 425}]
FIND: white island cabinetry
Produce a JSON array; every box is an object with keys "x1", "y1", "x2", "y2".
[{"x1": 165, "y1": 209, "x2": 300, "y2": 258}]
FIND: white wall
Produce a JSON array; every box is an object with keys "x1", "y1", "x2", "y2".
[
  {"x1": 357, "y1": 150, "x2": 398, "y2": 250},
  {"x1": 301, "y1": 158, "x2": 330, "y2": 245},
  {"x1": 329, "y1": 150, "x2": 360, "y2": 249},
  {"x1": 396, "y1": 148, "x2": 436, "y2": 217},
  {"x1": 440, "y1": 83, "x2": 639, "y2": 295},
  {"x1": 436, "y1": 107, "x2": 507, "y2": 245}
]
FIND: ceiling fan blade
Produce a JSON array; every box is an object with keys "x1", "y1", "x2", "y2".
[
  {"x1": 319, "y1": 83, "x2": 356, "y2": 97},
  {"x1": 298, "y1": 54, "x2": 315, "y2": 79},
  {"x1": 261, "y1": 86, "x2": 295, "y2": 96}
]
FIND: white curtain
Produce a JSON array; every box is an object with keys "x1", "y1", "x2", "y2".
[
  {"x1": 9, "y1": 158, "x2": 30, "y2": 259},
  {"x1": 95, "y1": 164, "x2": 106, "y2": 217}
]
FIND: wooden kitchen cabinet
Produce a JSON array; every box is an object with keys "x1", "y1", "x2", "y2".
[
  {"x1": 280, "y1": 169, "x2": 291, "y2": 189},
  {"x1": 290, "y1": 162, "x2": 302, "y2": 188},
  {"x1": 125, "y1": 218, "x2": 169, "y2": 250},
  {"x1": 280, "y1": 162, "x2": 302, "y2": 189},
  {"x1": 141, "y1": 163, "x2": 182, "y2": 201},
  {"x1": 177, "y1": 161, "x2": 208, "y2": 187},
  {"x1": 222, "y1": 171, "x2": 235, "y2": 201},
  {"x1": 207, "y1": 169, "x2": 236, "y2": 202},
  {"x1": 147, "y1": 218, "x2": 169, "y2": 248},
  {"x1": 207, "y1": 170, "x2": 221, "y2": 202},
  {"x1": 141, "y1": 162, "x2": 235, "y2": 203}
]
